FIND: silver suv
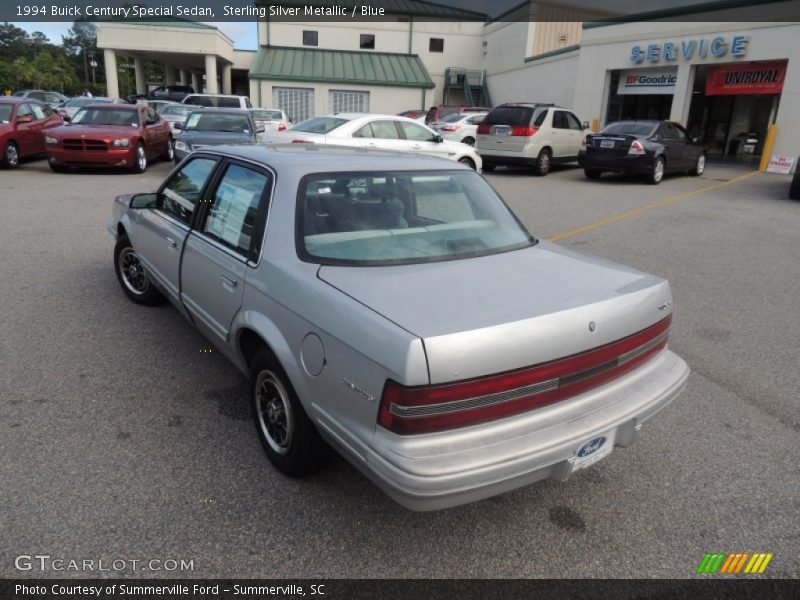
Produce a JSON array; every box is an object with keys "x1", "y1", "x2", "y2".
[{"x1": 477, "y1": 103, "x2": 591, "y2": 175}]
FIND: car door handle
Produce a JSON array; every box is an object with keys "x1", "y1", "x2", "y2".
[
  {"x1": 411, "y1": 144, "x2": 422, "y2": 150},
  {"x1": 165, "y1": 237, "x2": 177, "y2": 249},
  {"x1": 221, "y1": 275, "x2": 238, "y2": 288}
]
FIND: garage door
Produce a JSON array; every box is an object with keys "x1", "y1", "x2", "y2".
[
  {"x1": 330, "y1": 90, "x2": 369, "y2": 114},
  {"x1": 272, "y1": 87, "x2": 314, "y2": 123}
]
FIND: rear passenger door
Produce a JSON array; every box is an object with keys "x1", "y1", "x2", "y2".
[
  {"x1": 180, "y1": 161, "x2": 272, "y2": 344},
  {"x1": 351, "y1": 120, "x2": 407, "y2": 153},
  {"x1": 135, "y1": 156, "x2": 219, "y2": 305},
  {"x1": 13, "y1": 103, "x2": 37, "y2": 156},
  {"x1": 658, "y1": 123, "x2": 688, "y2": 171}
]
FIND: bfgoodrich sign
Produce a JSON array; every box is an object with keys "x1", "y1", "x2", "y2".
[
  {"x1": 617, "y1": 69, "x2": 677, "y2": 94},
  {"x1": 631, "y1": 35, "x2": 749, "y2": 63}
]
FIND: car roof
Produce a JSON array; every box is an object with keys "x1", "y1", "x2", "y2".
[
  {"x1": 193, "y1": 144, "x2": 471, "y2": 174},
  {"x1": 83, "y1": 103, "x2": 138, "y2": 110},
  {"x1": 1, "y1": 97, "x2": 45, "y2": 106},
  {"x1": 605, "y1": 120, "x2": 662, "y2": 125},
  {"x1": 187, "y1": 107, "x2": 250, "y2": 114}
]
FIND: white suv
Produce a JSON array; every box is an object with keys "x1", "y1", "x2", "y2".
[
  {"x1": 182, "y1": 94, "x2": 252, "y2": 109},
  {"x1": 477, "y1": 103, "x2": 591, "y2": 175}
]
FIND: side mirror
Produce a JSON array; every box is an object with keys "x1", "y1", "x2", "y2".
[
  {"x1": 434, "y1": 134, "x2": 444, "y2": 143},
  {"x1": 62, "y1": 115, "x2": 71, "y2": 123},
  {"x1": 174, "y1": 122, "x2": 184, "y2": 130},
  {"x1": 129, "y1": 192, "x2": 158, "y2": 209},
  {"x1": 16, "y1": 114, "x2": 33, "y2": 124},
  {"x1": 582, "y1": 121, "x2": 590, "y2": 130}
]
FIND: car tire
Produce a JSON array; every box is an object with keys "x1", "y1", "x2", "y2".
[
  {"x1": 461, "y1": 136, "x2": 475, "y2": 146},
  {"x1": 458, "y1": 157, "x2": 476, "y2": 170},
  {"x1": 789, "y1": 172, "x2": 800, "y2": 200},
  {"x1": 533, "y1": 148, "x2": 551, "y2": 176},
  {"x1": 250, "y1": 348, "x2": 330, "y2": 478},
  {"x1": 584, "y1": 168, "x2": 602, "y2": 180},
  {"x1": 689, "y1": 152, "x2": 707, "y2": 176},
  {"x1": 162, "y1": 137, "x2": 174, "y2": 162},
  {"x1": 49, "y1": 162, "x2": 70, "y2": 173},
  {"x1": 648, "y1": 156, "x2": 665, "y2": 185},
  {"x1": 131, "y1": 142, "x2": 147, "y2": 173},
  {"x1": 2, "y1": 141, "x2": 20, "y2": 169},
  {"x1": 482, "y1": 163, "x2": 496, "y2": 172},
  {"x1": 113, "y1": 235, "x2": 165, "y2": 306}
]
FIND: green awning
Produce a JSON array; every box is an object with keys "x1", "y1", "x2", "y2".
[{"x1": 249, "y1": 46, "x2": 435, "y2": 89}]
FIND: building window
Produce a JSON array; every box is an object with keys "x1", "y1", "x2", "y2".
[
  {"x1": 273, "y1": 87, "x2": 314, "y2": 123},
  {"x1": 360, "y1": 34, "x2": 375, "y2": 50},
  {"x1": 429, "y1": 38, "x2": 444, "y2": 53},
  {"x1": 303, "y1": 30, "x2": 318, "y2": 46},
  {"x1": 330, "y1": 90, "x2": 369, "y2": 114}
]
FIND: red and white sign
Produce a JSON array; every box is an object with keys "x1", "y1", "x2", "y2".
[
  {"x1": 705, "y1": 60, "x2": 787, "y2": 96},
  {"x1": 767, "y1": 155, "x2": 796, "y2": 175}
]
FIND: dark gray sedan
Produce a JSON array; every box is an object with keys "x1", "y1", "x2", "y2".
[{"x1": 173, "y1": 108, "x2": 263, "y2": 163}]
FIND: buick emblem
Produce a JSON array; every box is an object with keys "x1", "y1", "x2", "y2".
[{"x1": 588, "y1": 321, "x2": 596, "y2": 332}]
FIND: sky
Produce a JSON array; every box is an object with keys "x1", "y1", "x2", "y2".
[{"x1": 11, "y1": 0, "x2": 700, "y2": 51}]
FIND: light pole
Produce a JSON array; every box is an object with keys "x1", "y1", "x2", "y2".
[{"x1": 88, "y1": 52, "x2": 98, "y2": 85}]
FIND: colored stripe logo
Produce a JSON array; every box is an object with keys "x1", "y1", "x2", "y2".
[{"x1": 696, "y1": 552, "x2": 773, "y2": 574}]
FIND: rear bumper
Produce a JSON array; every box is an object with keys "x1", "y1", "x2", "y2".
[
  {"x1": 364, "y1": 348, "x2": 689, "y2": 511},
  {"x1": 579, "y1": 151, "x2": 654, "y2": 174},
  {"x1": 48, "y1": 147, "x2": 136, "y2": 167}
]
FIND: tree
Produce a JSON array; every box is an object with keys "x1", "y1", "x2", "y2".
[{"x1": 63, "y1": 20, "x2": 98, "y2": 85}]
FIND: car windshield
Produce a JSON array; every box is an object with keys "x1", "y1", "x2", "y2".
[
  {"x1": 299, "y1": 170, "x2": 534, "y2": 266},
  {"x1": 292, "y1": 117, "x2": 347, "y2": 134},
  {"x1": 252, "y1": 109, "x2": 283, "y2": 120},
  {"x1": 71, "y1": 108, "x2": 139, "y2": 126},
  {"x1": 0, "y1": 104, "x2": 12, "y2": 122},
  {"x1": 184, "y1": 112, "x2": 251, "y2": 133},
  {"x1": 161, "y1": 105, "x2": 192, "y2": 117},
  {"x1": 601, "y1": 122, "x2": 658, "y2": 136}
]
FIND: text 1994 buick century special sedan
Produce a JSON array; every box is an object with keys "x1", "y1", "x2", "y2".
[{"x1": 108, "y1": 144, "x2": 689, "y2": 510}]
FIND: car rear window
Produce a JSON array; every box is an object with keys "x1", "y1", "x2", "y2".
[
  {"x1": 161, "y1": 105, "x2": 192, "y2": 117},
  {"x1": 439, "y1": 113, "x2": 465, "y2": 123},
  {"x1": 483, "y1": 106, "x2": 534, "y2": 126},
  {"x1": 184, "y1": 113, "x2": 251, "y2": 132},
  {"x1": 252, "y1": 109, "x2": 283, "y2": 120},
  {"x1": 601, "y1": 122, "x2": 658, "y2": 136},
  {"x1": 71, "y1": 108, "x2": 139, "y2": 126},
  {"x1": 0, "y1": 104, "x2": 12, "y2": 122},
  {"x1": 298, "y1": 170, "x2": 534, "y2": 266},
  {"x1": 292, "y1": 117, "x2": 348, "y2": 134}
]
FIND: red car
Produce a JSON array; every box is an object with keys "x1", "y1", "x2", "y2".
[
  {"x1": 45, "y1": 104, "x2": 173, "y2": 173},
  {"x1": 0, "y1": 97, "x2": 64, "y2": 168}
]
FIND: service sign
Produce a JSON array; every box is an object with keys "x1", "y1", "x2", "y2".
[
  {"x1": 767, "y1": 155, "x2": 796, "y2": 175},
  {"x1": 617, "y1": 69, "x2": 678, "y2": 95},
  {"x1": 706, "y1": 61, "x2": 787, "y2": 96}
]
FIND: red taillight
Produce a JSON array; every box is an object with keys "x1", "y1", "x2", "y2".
[
  {"x1": 291, "y1": 139, "x2": 313, "y2": 143},
  {"x1": 628, "y1": 140, "x2": 645, "y2": 155},
  {"x1": 278, "y1": 123, "x2": 286, "y2": 132},
  {"x1": 440, "y1": 124, "x2": 460, "y2": 132},
  {"x1": 477, "y1": 123, "x2": 491, "y2": 135},
  {"x1": 378, "y1": 316, "x2": 672, "y2": 435},
  {"x1": 511, "y1": 126, "x2": 537, "y2": 136}
]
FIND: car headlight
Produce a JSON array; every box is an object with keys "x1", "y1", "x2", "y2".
[
  {"x1": 45, "y1": 136, "x2": 59, "y2": 145},
  {"x1": 174, "y1": 141, "x2": 190, "y2": 152},
  {"x1": 111, "y1": 139, "x2": 131, "y2": 148}
]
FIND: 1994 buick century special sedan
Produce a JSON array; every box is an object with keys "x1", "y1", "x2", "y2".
[{"x1": 108, "y1": 145, "x2": 689, "y2": 510}]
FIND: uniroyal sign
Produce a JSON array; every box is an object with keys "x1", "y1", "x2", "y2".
[
  {"x1": 618, "y1": 69, "x2": 677, "y2": 95},
  {"x1": 705, "y1": 61, "x2": 787, "y2": 95}
]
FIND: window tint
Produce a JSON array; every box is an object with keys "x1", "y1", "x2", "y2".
[
  {"x1": 552, "y1": 111, "x2": 569, "y2": 129},
  {"x1": 16, "y1": 104, "x2": 32, "y2": 118},
  {"x1": 72, "y1": 108, "x2": 139, "y2": 126},
  {"x1": 660, "y1": 123, "x2": 679, "y2": 139},
  {"x1": 484, "y1": 106, "x2": 533, "y2": 126},
  {"x1": 566, "y1": 112, "x2": 583, "y2": 130},
  {"x1": 184, "y1": 112, "x2": 251, "y2": 132},
  {"x1": 159, "y1": 158, "x2": 217, "y2": 225},
  {"x1": 0, "y1": 104, "x2": 12, "y2": 122},
  {"x1": 30, "y1": 92, "x2": 45, "y2": 101},
  {"x1": 203, "y1": 164, "x2": 270, "y2": 256},
  {"x1": 360, "y1": 34, "x2": 375, "y2": 49},
  {"x1": 369, "y1": 120, "x2": 401, "y2": 140},
  {"x1": 671, "y1": 123, "x2": 689, "y2": 141},
  {"x1": 299, "y1": 171, "x2": 533, "y2": 266},
  {"x1": 292, "y1": 116, "x2": 347, "y2": 134},
  {"x1": 429, "y1": 38, "x2": 444, "y2": 53},
  {"x1": 303, "y1": 30, "x2": 318, "y2": 46},
  {"x1": 353, "y1": 124, "x2": 374, "y2": 138},
  {"x1": 30, "y1": 104, "x2": 47, "y2": 120},
  {"x1": 399, "y1": 121, "x2": 435, "y2": 142}
]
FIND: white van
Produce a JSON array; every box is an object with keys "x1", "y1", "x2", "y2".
[{"x1": 181, "y1": 94, "x2": 252, "y2": 109}]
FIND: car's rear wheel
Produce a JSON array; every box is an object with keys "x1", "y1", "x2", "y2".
[
  {"x1": 458, "y1": 156, "x2": 476, "y2": 170},
  {"x1": 689, "y1": 152, "x2": 706, "y2": 176},
  {"x1": 533, "y1": 148, "x2": 551, "y2": 176},
  {"x1": 648, "y1": 156, "x2": 665, "y2": 185},
  {"x1": 131, "y1": 142, "x2": 147, "y2": 173},
  {"x1": 584, "y1": 168, "x2": 602, "y2": 180},
  {"x1": 2, "y1": 141, "x2": 19, "y2": 169},
  {"x1": 250, "y1": 348, "x2": 329, "y2": 477},
  {"x1": 162, "y1": 136, "x2": 174, "y2": 161},
  {"x1": 461, "y1": 136, "x2": 475, "y2": 146},
  {"x1": 113, "y1": 236, "x2": 164, "y2": 305}
]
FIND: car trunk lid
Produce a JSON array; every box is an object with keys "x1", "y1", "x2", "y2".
[
  {"x1": 586, "y1": 133, "x2": 640, "y2": 157},
  {"x1": 318, "y1": 242, "x2": 673, "y2": 384}
]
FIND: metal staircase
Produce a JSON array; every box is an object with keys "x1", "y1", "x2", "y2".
[{"x1": 444, "y1": 68, "x2": 492, "y2": 107}]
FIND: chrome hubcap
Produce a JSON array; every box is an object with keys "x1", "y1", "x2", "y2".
[
  {"x1": 255, "y1": 371, "x2": 293, "y2": 455},
  {"x1": 7, "y1": 144, "x2": 18, "y2": 165},
  {"x1": 167, "y1": 139, "x2": 174, "y2": 160},
  {"x1": 540, "y1": 153, "x2": 550, "y2": 171},
  {"x1": 118, "y1": 247, "x2": 148, "y2": 294},
  {"x1": 697, "y1": 155, "x2": 706, "y2": 173},
  {"x1": 654, "y1": 161, "x2": 664, "y2": 181},
  {"x1": 137, "y1": 147, "x2": 146, "y2": 170}
]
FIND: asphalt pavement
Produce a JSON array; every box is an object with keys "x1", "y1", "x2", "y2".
[{"x1": 1, "y1": 157, "x2": 798, "y2": 578}]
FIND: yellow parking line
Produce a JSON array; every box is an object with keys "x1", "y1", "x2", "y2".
[{"x1": 548, "y1": 171, "x2": 761, "y2": 242}]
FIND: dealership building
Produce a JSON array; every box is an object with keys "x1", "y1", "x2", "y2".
[{"x1": 95, "y1": 0, "x2": 800, "y2": 158}]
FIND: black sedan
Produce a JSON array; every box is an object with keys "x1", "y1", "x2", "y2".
[{"x1": 579, "y1": 120, "x2": 707, "y2": 185}]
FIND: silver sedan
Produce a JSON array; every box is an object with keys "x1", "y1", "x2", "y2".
[
  {"x1": 108, "y1": 145, "x2": 689, "y2": 510},
  {"x1": 262, "y1": 113, "x2": 482, "y2": 170}
]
